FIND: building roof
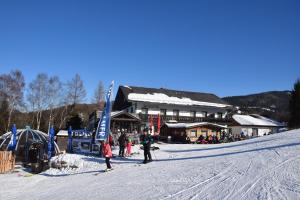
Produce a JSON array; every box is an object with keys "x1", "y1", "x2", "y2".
[
  {"x1": 119, "y1": 85, "x2": 231, "y2": 108},
  {"x1": 164, "y1": 122, "x2": 227, "y2": 129},
  {"x1": 57, "y1": 130, "x2": 68, "y2": 137},
  {"x1": 232, "y1": 114, "x2": 285, "y2": 127}
]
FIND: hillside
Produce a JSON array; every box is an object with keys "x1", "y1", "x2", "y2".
[
  {"x1": 1, "y1": 129, "x2": 300, "y2": 200},
  {"x1": 223, "y1": 91, "x2": 291, "y2": 122},
  {"x1": 0, "y1": 103, "x2": 100, "y2": 134}
]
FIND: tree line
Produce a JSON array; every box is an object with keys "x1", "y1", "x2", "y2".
[{"x1": 0, "y1": 69, "x2": 105, "y2": 134}]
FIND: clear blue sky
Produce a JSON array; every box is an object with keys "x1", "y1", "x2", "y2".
[{"x1": 0, "y1": 0, "x2": 299, "y2": 101}]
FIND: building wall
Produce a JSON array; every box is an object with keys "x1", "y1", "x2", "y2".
[
  {"x1": 186, "y1": 127, "x2": 221, "y2": 142},
  {"x1": 231, "y1": 126, "x2": 279, "y2": 137}
]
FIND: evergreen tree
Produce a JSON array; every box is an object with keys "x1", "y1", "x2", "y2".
[{"x1": 289, "y1": 79, "x2": 300, "y2": 128}]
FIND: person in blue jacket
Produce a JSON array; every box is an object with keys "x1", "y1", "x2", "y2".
[{"x1": 141, "y1": 128, "x2": 153, "y2": 164}]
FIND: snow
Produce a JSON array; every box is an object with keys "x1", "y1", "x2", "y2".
[
  {"x1": 233, "y1": 114, "x2": 285, "y2": 127},
  {"x1": 1, "y1": 129, "x2": 300, "y2": 200},
  {"x1": 128, "y1": 93, "x2": 230, "y2": 108},
  {"x1": 165, "y1": 122, "x2": 227, "y2": 129}
]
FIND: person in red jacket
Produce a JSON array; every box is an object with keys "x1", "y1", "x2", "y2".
[{"x1": 101, "y1": 140, "x2": 113, "y2": 171}]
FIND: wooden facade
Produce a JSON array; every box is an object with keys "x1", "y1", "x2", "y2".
[
  {"x1": 160, "y1": 123, "x2": 227, "y2": 143},
  {"x1": 0, "y1": 151, "x2": 15, "y2": 174},
  {"x1": 88, "y1": 110, "x2": 141, "y2": 135}
]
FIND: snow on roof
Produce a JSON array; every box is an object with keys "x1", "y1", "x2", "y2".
[
  {"x1": 232, "y1": 114, "x2": 285, "y2": 127},
  {"x1": 165, "y1": 122, "x2": 227, "y2": 129},
  {"x1": 128, "y1": 93, "x2": 230, "y2": 108},
  {"x1": 122, "y1": 85, "x2": 132, "y2": 89},
  {"x1": 111, "y1": 110, "x2": 124, "y2": 117},
  {"x1": 57, "y1": 130, "x2": 68, "y2": 136}
]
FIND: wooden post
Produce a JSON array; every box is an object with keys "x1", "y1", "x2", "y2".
[{"x1": 0, "y1": 151, "x2": 15, "y2": 173}]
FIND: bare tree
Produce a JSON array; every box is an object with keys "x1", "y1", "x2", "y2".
[
  {"x1": 47, "y1": 76, "x2": 62, "y2": 132},
  {"x1": 92, "y1": 80, "x2": 105, "y2": 104},
  {"x1": 27, "y1": 73, "x2": 48, "y2": 130},
  {"x1": 67, "y1": 74, "x2": 86, "y2": 105},
  {"x1": 0, "y1": 70, "x2": 25, "y2": 131}
]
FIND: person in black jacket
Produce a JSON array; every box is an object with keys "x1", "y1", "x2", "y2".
[
  {"x1": 118, "y1": 132, "x2": 126, "y2": 157},
  {"x1": 141, "y1": 128, "x2": 153, "y2": 164}
]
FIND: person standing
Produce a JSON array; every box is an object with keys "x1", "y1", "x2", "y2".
[
  {"x1": 118, "y1": 132, "x2": 126, "y2": 157},
  {"x1": 126, "y1": 137, "x2": 132, "y2": 157},
  {"x1": 101, "y1": 140, "x2": 113, "y2": 171},
  {"x1": 141, "y1": 128, "x2": 153, "y2": 164}
]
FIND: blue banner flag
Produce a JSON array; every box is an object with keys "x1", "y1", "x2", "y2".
[
  {"x1": 96, "y1": 81, "x2": 114, "y2": 141},
  {"x1": 48, "y1": 126, "x2": 55, "y2": 160},
  {"x1": 8, "y1": 124, "x2": 17, "y2": 151},
  {"x1": 68, "y1": 126, "x2": 73, "y2": 153}
]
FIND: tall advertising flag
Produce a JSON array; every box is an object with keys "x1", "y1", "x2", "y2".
[
  {"x1": 8, "y1": 124, "x2": 17, "y2": 151},
  {"x1": 48, "y1": 126, "x2": 55, "y2": 160},
  {"x1": 95, "y1": 81, "x2": 114, "y2": 141}
]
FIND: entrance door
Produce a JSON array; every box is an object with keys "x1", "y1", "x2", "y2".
[{"x1": 252, "y1": 128, "x2": 258, "y2": 137}]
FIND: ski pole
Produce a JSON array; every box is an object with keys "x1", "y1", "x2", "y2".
[{"x1": 152, "y1": 148, "x2": 157, "y2": 160}]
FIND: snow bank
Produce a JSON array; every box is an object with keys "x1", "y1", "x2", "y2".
[{"x1": 44, "y1": 154, "x2": 103, "y2": 176}]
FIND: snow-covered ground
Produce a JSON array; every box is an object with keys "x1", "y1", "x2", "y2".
[{"x1": 1, "y1": 129, "x2": 300, "y2": 200}]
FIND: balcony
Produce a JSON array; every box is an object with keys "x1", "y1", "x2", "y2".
[{"x1": 138, "y1": 113, "x2": 230, "y2": 124}]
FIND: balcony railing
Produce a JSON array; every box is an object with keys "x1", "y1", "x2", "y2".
[{"x1": 138, "y1": 113, "x2": 229, "y2": 124}]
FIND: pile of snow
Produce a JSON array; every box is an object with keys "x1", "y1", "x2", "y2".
[
  {"x1": 44, "y1": 154, "x2": 103, "y2": 176},
  {"x1": 43, "y1": 145, "x2": 142, "y2": 176},
  {"x1": 128, "y1": 93, "x2": 230, "y2": 108}
]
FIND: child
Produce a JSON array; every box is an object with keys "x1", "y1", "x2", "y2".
[
  {"x1": 101, "y1": 140, "x2": 113, "y2": 171},
  {"x1": 126, "y1": 138, "x2": 132, "y2": 157}
]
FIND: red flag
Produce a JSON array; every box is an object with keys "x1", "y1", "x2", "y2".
[{"x1": 157, "y1": 113, "x2": 161, "y2": 134}]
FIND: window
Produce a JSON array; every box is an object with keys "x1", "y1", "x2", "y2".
[
  {"x1": 160, "y1": 109, "x2": 167, "y2": 116},
  {"x1": 201, "y1": 130, "x2": 208, "y2": 137},
  {"x1": 202, "y1": 111, "x2": 207, "y2": 118},
  {"x1": 173, "y1": 110, "x2": 179, "y2": 117},
  {"x1": 191, "y1": 111, "x2": 196, "y2": 118},
  {"x1": 218, "y1": 112, "x2": 223, "y2": 119},
  {"x1": 190, "y1": 130, "x2": 197, "y2": 137},
  {"x1": 130, "y1": 107, "x2": 134, "y2": 113},
  {"x1": 141, "y1": 108, "x2": 148, "y2": 114}
]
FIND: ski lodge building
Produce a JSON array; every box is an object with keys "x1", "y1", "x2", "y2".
[
  {"x1": 230, "y1": 114, "x2": 286, "y2": 138},
  {"x1": 89, "y1": 85, "x2": 232, "y2": 137}
]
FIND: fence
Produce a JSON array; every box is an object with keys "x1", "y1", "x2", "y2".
[{"x1": 0, "y1": 151, "x2": 15, "y2": 173}]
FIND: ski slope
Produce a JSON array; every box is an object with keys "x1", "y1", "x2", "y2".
[{"x1": 1, "y1": 129, "x2": 300, "y2": 200}]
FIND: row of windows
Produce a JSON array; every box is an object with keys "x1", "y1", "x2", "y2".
[{"x1": 140, "y1": 108, "x2": 223, "y2": 118}]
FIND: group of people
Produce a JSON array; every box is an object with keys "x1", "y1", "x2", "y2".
[
  {"x1": 197, "y1": 134, "x2": 219, "y2": 144},
  {"x1": 101, "y1": 128, "x2": 154, "y2": 171},
  {"x1": 118, "y1": 132, "x2": 133, "y2": 157}
]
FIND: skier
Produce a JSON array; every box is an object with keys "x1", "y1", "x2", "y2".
[
  {"x1": 118, "y1": 132, "x2": 126, "y2": 157},
  {"x1": 126, "y1": 137, "x2": 132, "y2": 157},
  {"x1": 101, "y1": 140, "x2": 113, "y2": 171},
  {"x1": 141, "y1": 128, "x2": 153, "y2": 164}
]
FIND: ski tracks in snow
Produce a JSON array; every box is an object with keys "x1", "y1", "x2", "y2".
[
  {"x1": 160, "y1": 162, "x2": 235, "y2": 200},
  {"x1": 240, "y1": 154, "x2": 300, "y2": 200}
]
